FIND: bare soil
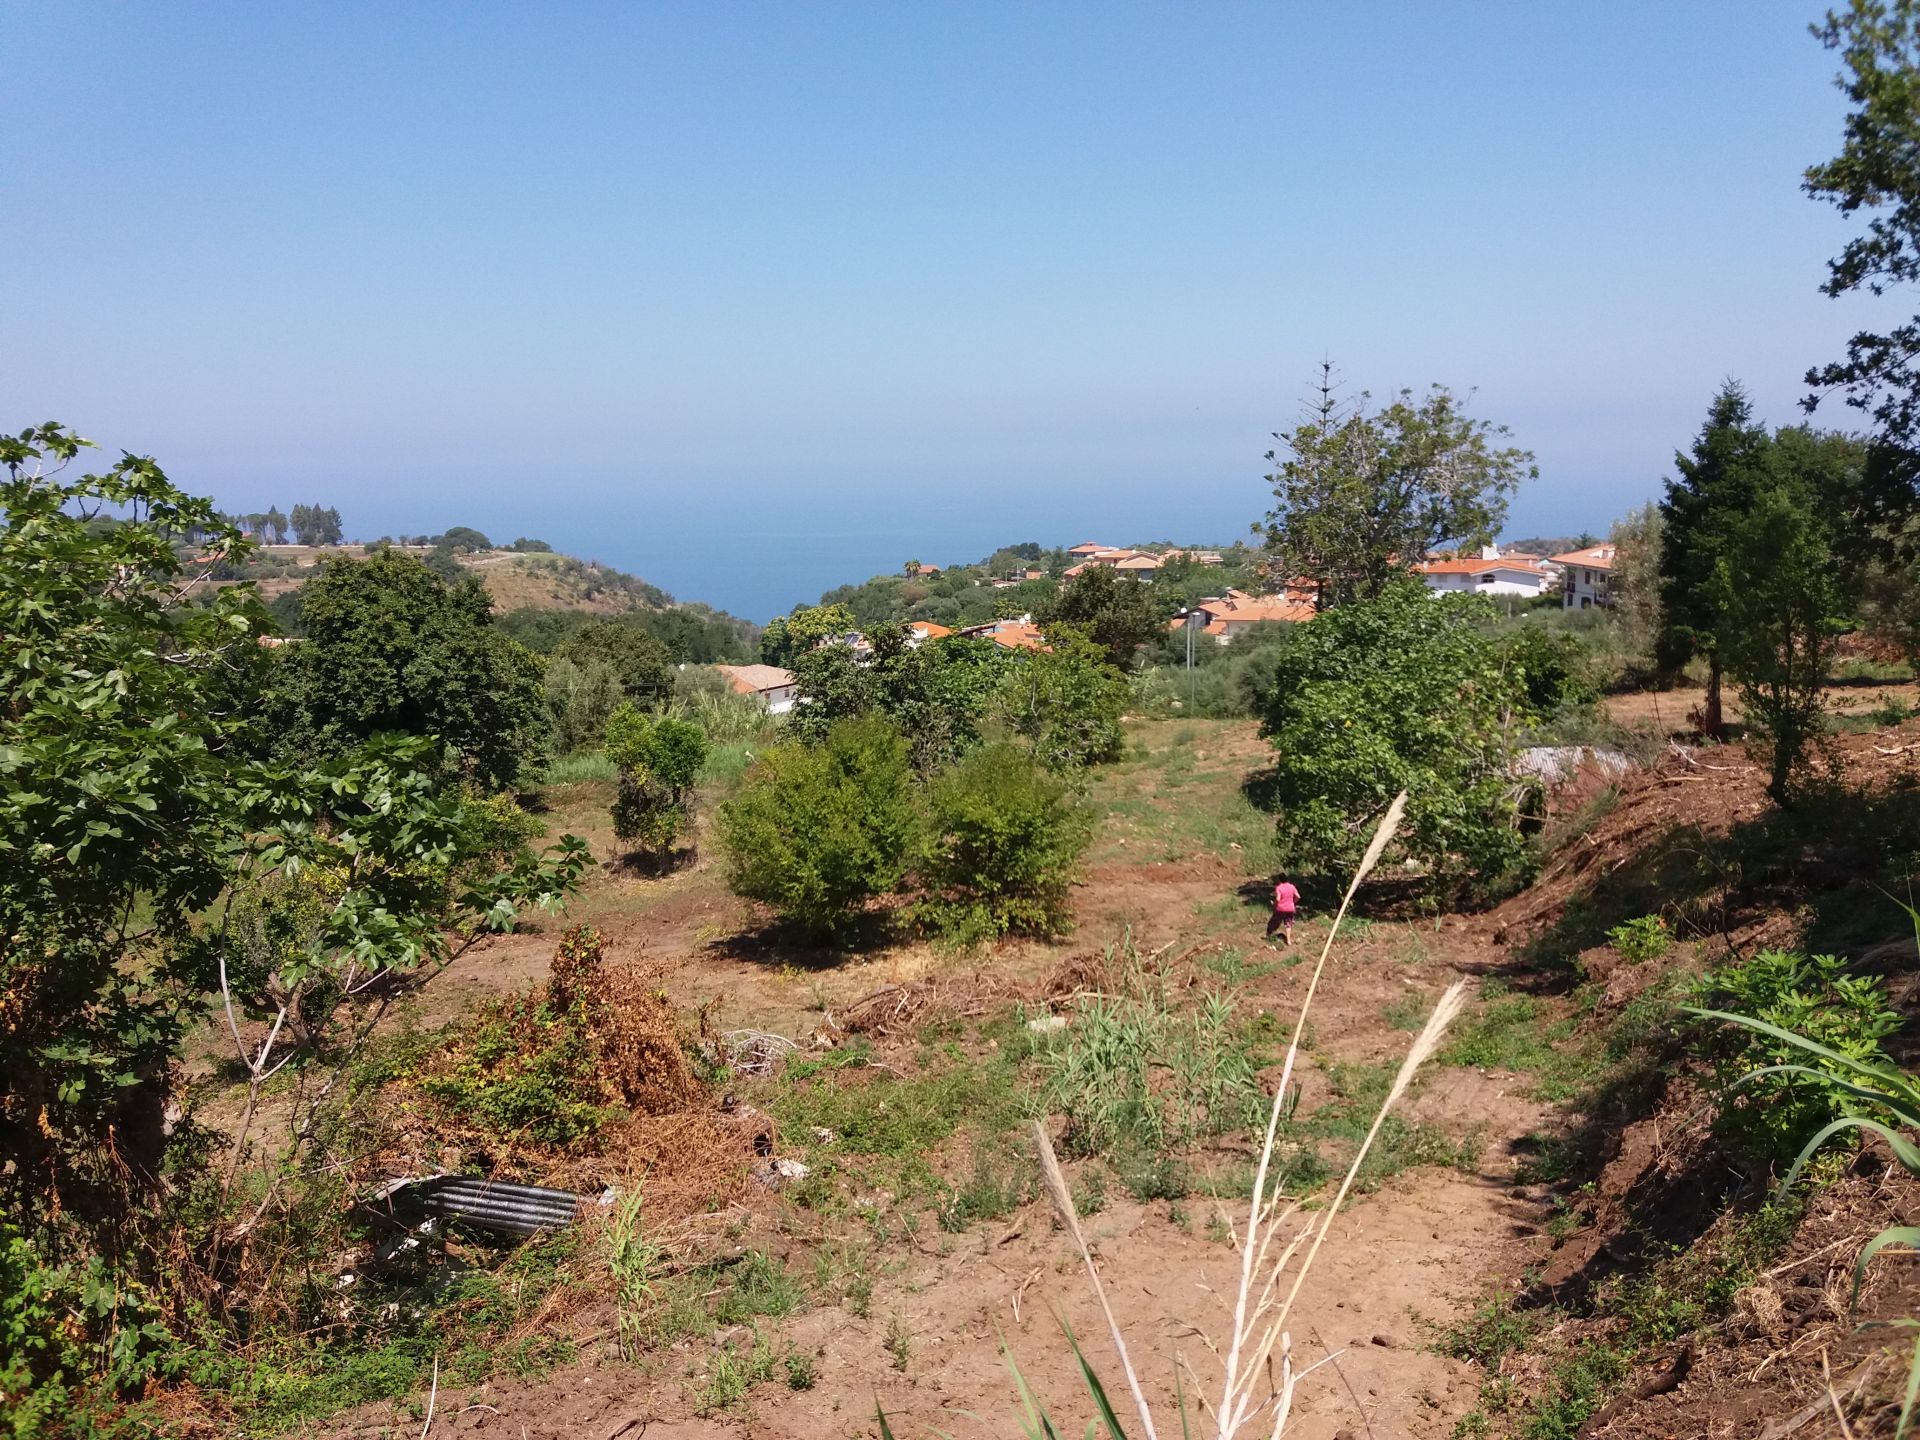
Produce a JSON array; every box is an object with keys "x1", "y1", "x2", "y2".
[{"x1": 307, "y1": 709, "x2": 1920, "y2": 1438}]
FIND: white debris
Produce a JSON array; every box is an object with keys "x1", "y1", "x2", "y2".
[
  {"x1": 1514, "y1": 746, "x2": 1634, "y2": 785},
  {"x1": 751, "y1": 1157, "x2": 811, "y2": 1189},
  {"x1": 1026, "y1": 1014, "x2": 1069, "y2": 1035}
]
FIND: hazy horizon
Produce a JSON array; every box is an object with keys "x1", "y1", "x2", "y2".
[{"x1": 4, "y1": 1, "x2": 1890, "y2": 620}]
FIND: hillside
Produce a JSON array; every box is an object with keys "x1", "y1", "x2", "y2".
[
  {"x1": 268, "y1": 699, "x2": 1920, "y2": 1439},
  {"x1": 459, "y1": 549, "x2": 672, "y2": 614}
]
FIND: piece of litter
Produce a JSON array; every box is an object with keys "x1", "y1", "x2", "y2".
[{"x1": 1026, "y1": 1014, "x2": 1068, "y2": 1034}]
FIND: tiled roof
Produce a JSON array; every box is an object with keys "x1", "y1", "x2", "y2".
[
  {"x1": 1417, "y1": 556, "x2": 1549, "y2": 577},
  {"x1": 714, "y1": 663, "x2": 797, "y2": 695},
  {"x1": 987, "y1": 622, "x2": 1048, "y2": 650},
  {"x1": 909, "y1": 621, "x2": 953, "y2": 638},
  {"x1": 1549, "y1": 545, "x2": 1616, "y2": 571}
]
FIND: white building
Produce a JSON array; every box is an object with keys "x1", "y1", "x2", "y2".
[
  {"x1": 714, "y1": 663, "x2": 799, "y2": 715},
  {"x1": 1550, "y1": 545, "x2": 1615, "y2": 609},
  {"x1": 1416, "y1": 546, "x2": 1553, "y2": 599}
]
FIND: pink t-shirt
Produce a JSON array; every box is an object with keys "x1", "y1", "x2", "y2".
[{"x1": 1274, "y1": 882, "x2": 1300, "y2": 914}]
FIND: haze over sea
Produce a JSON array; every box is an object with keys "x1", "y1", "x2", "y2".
[{"x1": 2, "y1": 2, "x2": 1883, "y2": 620}]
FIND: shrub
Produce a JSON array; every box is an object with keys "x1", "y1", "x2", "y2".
[
  {"x1": 997, "y1": 627, "x2": 1128, "y2": 768},
  {"x1": 1, "y1": 1225, "x2": 179, "y2": 1434},
  {"x1": 1691, "y1": 949, "x2": 1901, "y2": 1169},
  {"x1": 717, "y1": 717, "x2": 920, "y2": 939},
  {"x1": 1605, "y1": 914, "x2": 1670, "y2": 964},
  {"x1": 420, "y1": 927, "x2": 700, "y2": 1152},
  {"x1": 1257, "y1": 580, "x2": 1541, "y2": 897},
  {"x1": 1043, "y1": 989, "x2": 1265, "y2": 1168},
  {"x1": 605, "y1": 705, "x2": 708, "y2": 861},
  {"x1": 917, "y1": 744, "x2": 1098, "y2": 948},
  {"x1": 544, "y1": 654, "x2": 624, "y2": 756},
  {"x1": 914, "y1": 743, "x2": 1091, "y2": 943}
]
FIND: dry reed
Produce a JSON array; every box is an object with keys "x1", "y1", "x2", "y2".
[{"x1": 1033, "y1": 790, "x2": 1471, "y2": 1439}]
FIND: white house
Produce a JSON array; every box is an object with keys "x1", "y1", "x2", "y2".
[
  {"x1": 1550, "y1": 544, "x2": 1615, "y2": 609},
  {"x1": 1416, "y1": 546, "x2": 1553, "y2": 599},
  {"x1": 714, "y1": 663, "x2": 799, "y2": 715}
]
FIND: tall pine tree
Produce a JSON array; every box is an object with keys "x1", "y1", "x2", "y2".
[{"x1": 1657, "y1": 381, "x2": 1772, "y2": 736}]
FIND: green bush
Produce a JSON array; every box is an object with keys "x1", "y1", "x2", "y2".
[
  {"x1": 997, "y1": 627, "x2": 1128, "y2": 768},
  {"x1": 1691, "y1": 950, "x2": 1901, "y2": 1169},
  {"x1": 1606, "y1": 914, "x2": 1670, "y2": 964},
  {"x1": 1, "y1": 1226, "x2": 178, "y2": 1438},
  {"x1": 1257, "y1": 580, "x2": 1542, "y2": 898},
  {"x1": 421, "y1": 997, "x2": 615, "y2": 1148},
  {"x1": 605, "y1": 704, "x2": 708, "y2": 861},
  {"x1": 544, "y1": 654, "x2": 623, "y2": 756},
  {"x1": 1043, "y1": 990, "x2": 1266, "y2": 1169},
  {"x1": 717, "y1": 717, "x2": 920, "y2": 939},
  {"x1": 913, "y1": 743, "x2": 1091, "y2": 944}
]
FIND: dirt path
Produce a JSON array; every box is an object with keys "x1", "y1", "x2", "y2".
[
  {"x1": 363, "y1": 931, "x2": 1551, "y2": 1440},
  {"x1": 314, "y1": 721, "x2": 1557, "y2": 1438}
]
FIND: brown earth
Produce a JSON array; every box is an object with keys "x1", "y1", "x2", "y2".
[
  {"x1": 296, "y1": 707, "x2": 1920, "y2": 1439},
  {"x1": 293, "y1": 721, "x2": 1567, "y2": 1439}
]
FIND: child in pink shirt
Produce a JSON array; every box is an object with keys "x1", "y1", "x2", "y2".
[{"x1": 1267, "y1": 876, "x2": 1300, "y2": 946}]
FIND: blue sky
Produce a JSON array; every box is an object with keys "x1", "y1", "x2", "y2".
[{"x1": 2, "y1": 2, "x2": 1892, "y2": 620}]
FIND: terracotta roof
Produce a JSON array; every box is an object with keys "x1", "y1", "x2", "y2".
[
  {"x1": 1549, "y1": 545, "x2": 1616, "y2": 571},
  {"x1": 1112, "y1": 553, "x2": 1162, "y2": 571},
  {"x1": 908, "y1": 621, "x2": 953, "y2": 639},
  {"x1": 987, "y1": 622, "x2": 1048, "y2": 650},
  {"x1": 714, "y1": 663, "x2": 797, "y2": 695},
  {"x1": 1067, "y1": 541, "x2": 1109, "y2": 555},
  {"x1": 1417, "y1": 556, "x2": 1549, "y2": 577},
  {"x1": 1217, "y1": 600, "x2": 1314, "y2": 624}
]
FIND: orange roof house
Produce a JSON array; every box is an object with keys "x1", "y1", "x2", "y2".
[
  {"x1": 1549, "y1": 544, "x2": 1615, "y2": 571},
  {"x1": 959, "y1": 617, "x2": 1049, "y2": 651},
  {"x1": 1550, "y1": 545, "x2": 1617, "y2": 610},
  {"x1": 1414, "y1": 549, "x2": 1552, "y2": 598},
  {"x1": 713, "y1": 663, "x2": 799, "y2": 714},
  {"x1": 1171, "y1": 594, "x2": 1314, "y2": 641}
]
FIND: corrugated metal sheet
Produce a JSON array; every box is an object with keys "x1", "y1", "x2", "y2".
[{"x1": 365, "y1": 1175, "x2": 583, "y2": 1237}]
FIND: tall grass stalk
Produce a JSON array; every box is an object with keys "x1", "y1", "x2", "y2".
[
  {"x1": 1022, "y1": 790, "x2": 1471, "y2": 1438},
  {"x1": 1218, "y1": 789, "x2": 1405, "y2": 1427}
]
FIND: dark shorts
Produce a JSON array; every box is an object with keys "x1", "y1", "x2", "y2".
[{"x1": 1266, "y1": 910, "x2": 1296, "y2": 935}]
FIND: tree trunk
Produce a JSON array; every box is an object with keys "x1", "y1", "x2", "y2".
[{"x1": 1702, "y1": 658, "x2": 1724, "y2": 738}]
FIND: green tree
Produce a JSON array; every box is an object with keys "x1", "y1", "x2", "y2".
[
  {"x1": 1657, "y1": 382, "x2": 1772, "y2": 734},
  {"x1": 1710, "y1": 427, "x2": 1866, "y2": 801},
  {"x1": 717, "y1": 716, "x2": 920, "y2": 940},
  {"x1": 438, "y1": 525, "x2": 492, "y2": 553},
  {"x1": 557, "y1": 619, "x2": 673, "y2": 708},
  {"x1": 997, "y1": 627, "x2": 1129, "y2": 768},
  {"x1": 1036, "y1": 565, "x2": 1160, "y2": 671},
  {"x1": 1258, "y1": 580, "x2": 1540, "y2": 896},
  {"x1": 760, "y1": 602, "x2": 855, "y2": 665},
  {"x1": 0, "y1": 425, "x2": 587, "y2": 1231},
  {"x1": 914, "y1": 743, "x2": 1091, "y2": 943},
  {"x1": 1608, "y1": 502, "x2": 1665, "y2": 679},
  {"x1": 1807, "y1": 0, "x2": 1920, "y2": 461},
  {"x1": 290, "y1": 503, "x2": 342, "y2": 545},
  {"x1": 605, "y1": 704, "x2": 708, "y2": 861},
  {"x1": 788, "y1": 626, "x2": 1015, "y2": 769},
  {"x1": 265, "y1": 549, "x2": 547, "y2": 789},
  {"x1": 1260, "y1": 364, "x2": 1535, "y2": 608},
  {"x1": 263, "y1": 504, "x2": 287, "y2": 543},
  {"x1": 544, "y1": 654, "x2": 625, "y2": 755}
]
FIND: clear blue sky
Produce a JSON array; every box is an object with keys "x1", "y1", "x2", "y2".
[{"x1": 3, "y1": 2, "x2": 1892, "y2": 620}]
